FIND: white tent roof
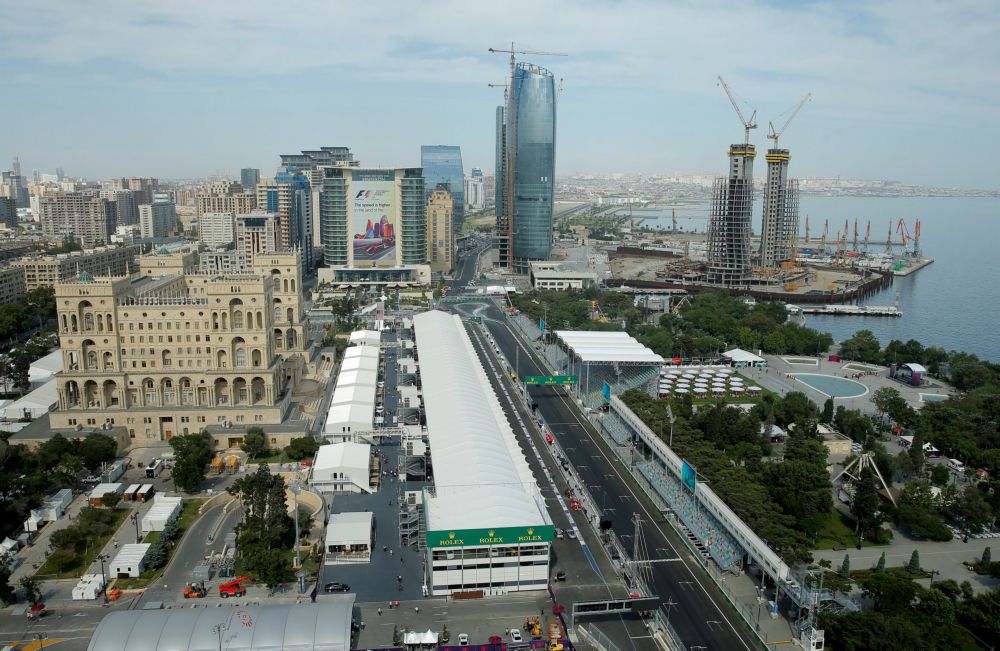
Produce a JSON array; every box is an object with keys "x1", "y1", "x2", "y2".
[
  {"x1": 325, "y1": 511, "x2": 373, "y2": 546},
  {"x1": 336, "y1": 369, "x2": 377, "y2": 388},
  {"x1": 554, "y1": 330, "x2": 664, "y2": 364},
  {"x1": 324, "y1": 403, "x2": 373, "y2": 434},
  {"x1": 0, "y1": 378, "x2": 59, "y2": 419},
  {"x1": 29, "y1": 349, "x2": 64, "y2": 384},
  {"x1": 343, "y1": 346, "x2": 380, "y2": 361},
  {"x1": 89, "y1": 483, "x2": 123, "y2": 500},
  {"x1": 901, "y1": 363, "x2": 927, "y2": 374},
  {"x1": 338, "y1": 356, "x2": 368, "y2": 373},
  {"x1": 111, "y1": 543, "x2": 150, "y2": 568},
  {"x1": 414, "y1": 311, "x2": 550, "y2": 533},
  {"x1": 314, "y1": 442, "x2": 371, "y2": 473},
  {"x1": 723, "y1": 348, "x2": 766, "y2": 364},
  {"x1": 348, "y1": 330, "x2": 382, "y2": 347}
]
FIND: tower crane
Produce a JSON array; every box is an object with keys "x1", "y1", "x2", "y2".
[
  {"x1": 489, "y1": 44, "x2": 568, "y2": 86},
  {"x1": 852, "y1": 218, "x2": 859, "y2": 252},
  {"x1": 885, "y1": 219, "x2": 894, "y2": 254},
  {"x1": 804, "y1": 214, "x2": 810, "y2": 244},
  {"x1": 862, "y1": 221, "x2": 871, "y2": 252},
  {"x1": 717, "y1": 76, "x2": 757, "y2": 145},
  {"x1": 767, "y1": 93, "x2": 812, "y2": 149}
]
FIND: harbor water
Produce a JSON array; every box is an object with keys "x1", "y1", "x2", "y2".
[{"x1": 635, "y1": 196, "x2": 1000, "y2": 361}]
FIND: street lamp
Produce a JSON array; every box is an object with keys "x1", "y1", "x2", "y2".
[
  {"x1": 213, "y1": 622, "x2": 229, "y2": 651},
  {"x1": 290, "y1": 483, "x2": 302, "y2": 569},
  {"x1": 97, "y1": 553, "x2": 109, "y2": 604},
  {"x1": 130, "y1": 511, "x2": 140, "y2": 541}
]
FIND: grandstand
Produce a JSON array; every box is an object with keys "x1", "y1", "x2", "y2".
[
  {"x1": 553, "y1": 331, "x2": 664, "y2": 407},
  {"x1": 602, "y1": 396, "x2": 818, "y2": 609}
]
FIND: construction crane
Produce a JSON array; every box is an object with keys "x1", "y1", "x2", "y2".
[
  {"x1": 767, "y1": 93, "x2": 812, "y2": 149},
  {"x1": 913, "y1": 219, "x2": 921, "y2": 255},
  {"x1": 862, "y1": 220, "x2": 871, "y2": 252},
  {"x1": 717, "y1": 76, "x2": 757, "y2": 145},
  {"x1": 885, "y1": 219, "x2": 894, "y2": 254},
  {"x1": 671, "y1": 208, "x2": 677, "y2": 232},
  {"x1": 804, "y1": 214, "x2": 810, "y2": 245},
  {"x1": 820, "y1": 219, "x2": 829, "y2": 253},
  {"x1": 489, "y1": 44, "x2": 568, "y2": 85},
  {"x1": 852, "y1": 218, "x2": 859, "y2": 252}
]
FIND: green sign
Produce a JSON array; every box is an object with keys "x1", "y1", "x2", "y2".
[
  {"x1": 426, "y1": 525, "x2": 555, "y2": 548},
  {"x1": 523, "y1": 375, "x2": 578, "y2": 386}
]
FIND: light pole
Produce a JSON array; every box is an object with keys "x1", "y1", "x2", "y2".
[
  {"x1": 290, "y1": 483, "x2": 302, "y2": 569},
  {"x1": 131, "y1": 511, "x2": 140, "y2": 541},
  {"x1": 97, "y1": 553, "x2": 109, "y2": 604},
  {"x1": 213, "y1": 622, "x2": 229, "y2": 651}
]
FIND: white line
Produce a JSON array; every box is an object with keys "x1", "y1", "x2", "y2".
[{"x1": 497, "y1": 318, "x2": 754, "y2": 651}]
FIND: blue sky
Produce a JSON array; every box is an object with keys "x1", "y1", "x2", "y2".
[{"x1": 1, "y1": 0, "x2": 998, "y2": 189}]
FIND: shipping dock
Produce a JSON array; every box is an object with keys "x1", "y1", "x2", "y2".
[{"x1": 786, "y1": 304, "x2": 902, "y2": 317}]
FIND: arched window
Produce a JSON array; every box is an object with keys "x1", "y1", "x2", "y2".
[
  {"x1": 236, "y1": 349, "x2": 247, "y2": 367},
  {"x1": 86, "y1": 350, "x2": 98, "y2": 370},
  {"x1": 233, "y1": 311, "x2": 243, "y2": 328},
  {"x1": 83, "y1": 313, "x2": 94, "y2": 332}
]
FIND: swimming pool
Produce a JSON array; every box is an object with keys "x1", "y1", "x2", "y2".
[
  {"x1": 920, "y1": 393, "x2": 949, "y2": 403},
  {"x1": 792, "y1": 374, "x2": 868, "y2": 399}
]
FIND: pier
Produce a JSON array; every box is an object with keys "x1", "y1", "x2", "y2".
[{"x1": 786, "y1": 304, "x2": 902, "y2": 317}]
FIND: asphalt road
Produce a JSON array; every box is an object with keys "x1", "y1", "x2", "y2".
[{"x1": 455, "y1": 299, "x2": 760, "y2": 651}]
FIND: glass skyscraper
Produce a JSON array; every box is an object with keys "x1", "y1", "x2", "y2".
[
  {"x1": 510, "y1": 63, "x2": 556, "y2": 273},
  {"x1": 420, "y1": 145, "x2": 464, "y2": 232}
]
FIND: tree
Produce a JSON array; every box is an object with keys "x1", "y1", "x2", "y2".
[
  {"x1": 851, "y1": 466, "x2": 883, "y2": 541},
  {"x1": 929, "y1": 464, "x2": 949, "y2": 486},
  {"x1": 241, "y1": 428, "x2": 269, "y2": 459},
  {"x1": 908, "y1": 433, "x2": 925, "y2": 476},
  {"x1": 821, "y1": 398, "x2": 834, "y2": 424},
  {"x1": 170, "y1": 431, "x2": 214, "y2": 492},
  {"x1": 240, "y1": 545, "x2": 291, "y2": 588},
  {"x1": 78, "y1": 434, "x2": 119, "y2": 472},
  {"x1": 101, "y1": 491, "x2": 121, "y2": 509},
  {"x1": 950, "y1": 360, "x2": 990, "y2": 391},
  {"x1": 871, "y1": 387, "x2": 908, "y2": 423},
  {"x1": 982, "y1": 547, "x2": 992, "y2": 566},
  {"x1": 908, "y1": 549, "x2": 921, "y2": 574},
  {"x1": 861, "y1": 571, "x2": 919, "y2": 614},
  {"x1": 875, "y1": 551, "x2": 886, "y2": 573},
  {"x1": 839, "y1": 329, "x2": 882, "y2": 363},
  {"x1": 0, "y1": 553, "x2": 15, "y2": 605},
  {"x1": 284, "y1": 437, "x2": 320, "y2": 461},
  {"x1": 958, "y1": 586, "x2": 1000, "y2": 643},
  {"x1": 19, "y1": 576, "x2": 41, "y2": 605},
  {"x1": 955, "y1": 485, "x2": 994, "y2": 534},
  {"x1": 839, "y1": 554, "x2": 851, "y2": 578}
]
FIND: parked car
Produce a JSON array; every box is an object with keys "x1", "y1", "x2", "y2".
[
  {"x1": 458, "y1": 634, "x2": 470, "y2": 646},
  {"x1": 567, "y1": 530, "x2": 577, "y2": 540},
  {"x1": 83, "y1": 475, "x2": 100, "y2": 484},
  {"x1": 509, "y1": 630, "x2": 523, "y2": 643},
  {"x1": 324, "y1": 582, "x2": 350, "y2": 593}
]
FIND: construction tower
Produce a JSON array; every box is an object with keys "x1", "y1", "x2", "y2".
[
  {"x1": 707, "y1": 143, "x2": 756, "y2": 285},
  {"x1": 759, "y1": 149, "x2": 800, "y2": 267},
  {"x1": 760, "y1": 93, "x2": 810, "y2": 267}
]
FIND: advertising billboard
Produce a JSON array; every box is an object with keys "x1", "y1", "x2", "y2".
[
  {"x1": 426, "y1": 525, "x2": 555, "y2": 548},
  {"x1": 681, "y1": 460, "x2": 697, "y2": 493},
  {"x1": 351, "y1": 169, "x2": 397, "y2": 265}
]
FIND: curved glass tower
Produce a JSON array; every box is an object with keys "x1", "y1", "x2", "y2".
[
  {"x1": 420, "y1": 145, "x2": 464, "y2": 231},
  {"x1": 511, "y1": 63, "x2": 556, "y2": 273}
]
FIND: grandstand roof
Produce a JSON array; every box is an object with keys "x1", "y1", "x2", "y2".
[
  {"x1": 414, "y1": 311, "x2": 549, "y2": 533},
  {"x1": 85, "y1": 602, "x2": 353, "y2": 651},
  {"x1": 554, "y1": 330, "x2": 664, "y2": 364}
]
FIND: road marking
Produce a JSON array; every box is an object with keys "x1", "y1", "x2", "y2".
[{"x1": 493, "y1": 314, "x2": 754, "y2": 651}]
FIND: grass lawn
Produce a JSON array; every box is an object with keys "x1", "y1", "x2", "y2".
[
  {"x1": 115, "y1": 498, "x2": 206, "y2": 589},
  {"x1": 815, "y1": 508, "x2": 886, "y2": 550},
  {"x1": 37, "y1": 508, "x2": 129, "y2": 579},
  {"x1": 843, "y1": 362, "x2": 882, "y2": 372},
  {"x1": 246, "y1": 452, "x2": 296, "y2": 465}
]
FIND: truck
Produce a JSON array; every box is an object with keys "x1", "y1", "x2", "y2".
[
  {"x1": 101, "y1": 460, "x2": 127, "y2": 483},
  {"x1": 219, "y1": 576, "x2": 252, "y2": 598},
  {"x1": 146, "y1": 459, "x2": 164, "y2": 478},
  {"x1": 523, "y1": 617, "x2": 542, "y2": 638},
  {"x1": 182, "y1": 582, "x2": 206, "y2": 599}
]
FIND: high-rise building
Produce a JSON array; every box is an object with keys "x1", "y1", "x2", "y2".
[
  {"x1": 110, "y1": 177, "x2": 158, "y2": 205},
  {"x1": 14, "y1": 245, "x2": 139, "y2": 290},
  {"x1": 1, "y1": 170, "x2": 29, "y2": 208},
  {"x1": 196, "y1": 186, "x2": 256, "y2": 218},
  {"x1": 256, "y1": 169, "x2": 312, "y2": 272},
  {"x1": 100, "y1": 189, "x2": 139, "y2": 227},
  {"x1": 759, "y1": 149, "x2": 799, "y2": 267},
  {"x1": 235, "y1": 211, "x2": 279, "y2": 266},
  {"x1": 316, "y1": 167, "x2": 429, "y2": 287},
  {"x1": 426, "y1": 189, "x2": 454, "y2": 273},
  {"x1": 55, "y1": 167, "x2": 65, "y2": 182},
  {"x1": 495, "y1": 63, "x2": 557, "y2": 273},
  {"x1": 420, "y1": 146, "x2": 464, "y2": 232},
  {"x1": 464, "y1": 168, "x2": 485, "y2": 211},
  {"x1": 280, "y1": 147, "x2": 357, "y2": 173},
  {"x1": 39, "y1": 191, "x2": 115, "y2": 247},
  {"x1": 139, "y1": 199, "x2": 177, "y2": 239},
  {"x1": 200, "y1": 212, "x2": 236, "y2": 249},
  {"x1": 706, "y1": 144, "x2": 756, "y2": 286},
  {"x1": 0, "y1": 196, "x2": 16, "y2": 229},
  {"x1": 240, "y1": 168, "x2": 260, "y2": 191},
  {"x1": 494, "y1": 105, "x2": 506, "y2": 219}
]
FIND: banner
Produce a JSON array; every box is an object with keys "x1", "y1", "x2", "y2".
[
  {"x1": 681, "y1": 460, "x2": 697, "y2": 492},
  {"x1": 351, "y1": 169, "x2": 397, "y2": 265},
  {"x1": 427, "y1": 525, "x2": 555, "y2": 548}
]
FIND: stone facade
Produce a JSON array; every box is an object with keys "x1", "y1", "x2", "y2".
[{"x1": 49, "y1": 249, "x2": 308, "y2": 443}]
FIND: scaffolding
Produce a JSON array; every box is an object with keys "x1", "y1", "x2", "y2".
[
  {"x1": 760, "y1": 149, "x2": 800, "y2": 267},
  {"x1": 706, "y1": 144, "x2": 755, "y2": 286}
]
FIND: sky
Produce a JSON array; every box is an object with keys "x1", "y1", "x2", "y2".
[{"x1": 1, "y1": 0, "x2": 998, "y2": 189}]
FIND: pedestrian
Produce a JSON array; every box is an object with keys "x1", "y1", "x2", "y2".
[
  {"x1": 378, "y1": 608, "x2": 382, "y2": 616},
  {"x1": 390, "y1": 549, "x2": 394, "y2": 556},
  {"x1": 400, "y1": 557, "x2": 404, "y2": 563},
  {"x1": 383, "y1": 545, "x2": 388, "y2": 553}
]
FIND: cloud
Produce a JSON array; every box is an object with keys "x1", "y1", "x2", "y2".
[{"x1": 1, "y1": 0, "x2": 998, "y2": 184}]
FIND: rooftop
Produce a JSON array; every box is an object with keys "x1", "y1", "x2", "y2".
[
  {"x1": 555, "y1": 330, "x2": 665, "y2": 364},
  {"x1": 414, "y1": 311, "x2": 549, "y2": 533}
]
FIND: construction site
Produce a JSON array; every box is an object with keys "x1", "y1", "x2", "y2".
[{"x1": 602, "y1": 78, "x2": 932, "y2": 303}]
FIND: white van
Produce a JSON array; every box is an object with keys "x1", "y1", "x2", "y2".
[{"x1": 947, "y1": 458, "x2": 965, "y2": 473}]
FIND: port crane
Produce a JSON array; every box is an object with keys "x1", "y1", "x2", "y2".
[
  {"x1": 862, "y1": 221, "x2": 871, "y2": 252},
  {"x1": 717, "y1": 76, "x2": 757, "y2": 145},
  {"x1": 852, "y1": 219, "x2": 859, "y2": 252},
  {"x1": 766, "y1": 92, "x2": 812, "y2": 148}
]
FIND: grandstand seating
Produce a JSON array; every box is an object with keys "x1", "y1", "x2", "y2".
[{"x1": 637, "y1": 459, "x2": 743, "y2": 572}]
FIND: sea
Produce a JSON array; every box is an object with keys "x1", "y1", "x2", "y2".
[{"x1": 631, "y1": 197, "x2": 1000, "y2": 362}]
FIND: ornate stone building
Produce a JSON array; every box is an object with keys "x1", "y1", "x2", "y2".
[{"x1": 49, "y1": 249, "x2": 308, "y2": 444}]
